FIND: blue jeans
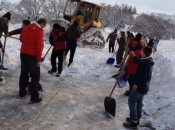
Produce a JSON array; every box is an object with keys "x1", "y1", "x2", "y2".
[
  {"x1": 19, "y1": 53, "x2": 40, "y2": 101},
  {"x1": 128, "y1": 89, "x2": 144, "y2": 122}
]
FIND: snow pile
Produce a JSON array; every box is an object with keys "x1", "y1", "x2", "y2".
[{"x1": 142, "y1": 40, "x2": 175, "y2": 129}]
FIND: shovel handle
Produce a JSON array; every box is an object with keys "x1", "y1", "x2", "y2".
[
  {"x1": 112, "y1": 41, "x2": 117, "y2": 58},
  {"x1": 1, "y1": 37, "x2": 7, "y2": 66},
  {"x1": 42, "y1": 37, "x2": 59, "y2": 60},
  {"x1": 122, "y1": 48, "x2": 129, "y2": 64},
  {"x1": 3, "y1": 35, "x2": 19, "y2": 40},
  {"x1": 43, "y1": 45, "x2": 52, "y2": 59},
  {"x1": 109, "y1": 54, "x2": 131, "y2": 97}
]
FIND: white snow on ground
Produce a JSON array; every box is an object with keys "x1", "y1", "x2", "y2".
[
  {"x1": 141, "y1": 40, "x2": 175, "y2": 130},
  {"x1": 0, "y1": 24, "x2": 175, "y2": 129}
]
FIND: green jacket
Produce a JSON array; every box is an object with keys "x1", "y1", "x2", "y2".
[
  {"x1": 0, "y1": 17, "x2": 9, "y2": 48},
  {"x1": 118, "y1": 35, "x2": 126, "y2": 50}
]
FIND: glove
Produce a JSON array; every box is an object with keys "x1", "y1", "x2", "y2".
[{"x1": 58, "y1": 34, "x2": 61, "y2": 38}]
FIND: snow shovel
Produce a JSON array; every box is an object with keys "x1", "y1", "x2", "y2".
[
  {"x1": 106, "y1": 43, "x2": 117, "y2": 64},
  {"x1": 0, "y1": 37, "x2": 8, "y2": 70},
  {"x1": 104, "y1": 54, "x2": 131, "y2": 117},
  {"x1": 41, "y1": 45, "x2": 52, "y2": 62}
]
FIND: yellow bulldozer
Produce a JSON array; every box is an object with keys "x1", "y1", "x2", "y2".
[{"x1": 50, "y1": 0, "x2": 105, "y2": 49}]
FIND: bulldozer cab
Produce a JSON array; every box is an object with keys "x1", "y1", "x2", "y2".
[
  {"x1": 49, "y1": 0, "x2": 105, "y2": 49},
  {"x1": 64, "y1": 0, "x2": 103, "y2": 33}
]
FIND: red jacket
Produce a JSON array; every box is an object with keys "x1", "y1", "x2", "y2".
[
  {"x1": 127, "y1": 43, "x2": 142, "y2": 74},
  {"x1": 140, "y1": 39, "x2": 145, "y2": 46},
  {"x1": 128, "y1": 37, "x2": 134, "y2": 45},
  {"x1": 52, "y1": 31, "x2": 66, "y2": 51},
  {"x1": 20, "y1": 23, "x2": 44, "y2": 62}
]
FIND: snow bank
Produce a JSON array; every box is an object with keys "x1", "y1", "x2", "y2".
[{"x1": 142, "y1": 41, "x2": 175, "y2": 129}]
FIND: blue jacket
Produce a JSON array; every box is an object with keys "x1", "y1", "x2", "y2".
[
  {"x1": 133, "y1": 56, "x2": 154, "y2": 95},
  {"x1": 153, "y1": 42, "x2": 158, "y2": 49}
]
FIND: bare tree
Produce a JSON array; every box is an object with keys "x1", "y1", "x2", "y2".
[
  {"x1": 101, "y1": 3, "x2": 136, "y2": 31},
  {"x1": 42, "y1": 0, "x2": 65, "y2": 21},
  {"x1": 16, "y1": 0, "x2": 45, "y2": 21},
  {"x1": 0, "y1": 0, "x2": 10, "y2": 15}
]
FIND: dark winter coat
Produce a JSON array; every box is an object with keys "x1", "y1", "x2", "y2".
[
  {"x1": 147, "y1": 39, "x2": 154, "y2": 47},
  {"x1": 106, "y1": 33, "x2": 117, "y2": 44},
  {"x1": 0, "y1": 17, "x2": 8, "y2": 35},
  {"x1": 0, "y1": 17, "x2": 9, "y2": 48},
  {"x1": 9, "y1": 27, "x2": 23, "y2": 36},
  {"x1": 132, "y1": 56, "x2": 154, "y2": 95},
  {"x1": 67, "y1": 24, "x2": 80, "y2": 42},
  {"x1": 118, "y1": 35, "x2": 126, "y2": 50}
]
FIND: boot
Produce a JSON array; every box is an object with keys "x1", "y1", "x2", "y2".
[
  {"x1": 29, "y1": 97, "x2": 43, "y2": 104},
  {"x1": 124, "y1": 91, "x2": 130, "y2": 96},
  {"x1": 123, "y1": 121, "x2": 138, "y2": 129},
  {"x1": 126, "y1": 117, "x2": 139, "y2": 125},
  {"x1": 0, "y1": 77, "x2": 3, "y2": 82},
  {"x1": 56, "y1": 73, "x2": 61, "y2": 77},
  {"x1": 48, "y1": 69, "x2": 57, "y2": 74}
]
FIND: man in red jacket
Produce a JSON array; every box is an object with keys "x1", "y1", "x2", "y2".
[
  {"x1": 19, "y1": 18, "x2": 46, "y2": 103},
  {"x1": 48, "y1": 24, "x2": 68, "y2": 77}
]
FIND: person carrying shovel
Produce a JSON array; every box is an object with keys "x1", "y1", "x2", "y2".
[{"x1": 0, "y1": 12, "x2": 11, "y2": 81}]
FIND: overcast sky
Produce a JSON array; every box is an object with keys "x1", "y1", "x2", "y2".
[{"x1": 9, "y1": 0, "x2": 175, "y2": 15}]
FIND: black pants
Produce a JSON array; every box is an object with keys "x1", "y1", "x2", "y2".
[
  {"x1": 19, "y1": 53, "x2": 40, "y2": 101},
  {"x1": 117, "y1": 48, "x2": 125, "y2": 64},
  {"x1": 65, "y1": 43, "x2": 77, "y2": 65},
  {"x1": 109, "y1": 44, "x2": 115, "y2": 53},
  {"x1": 128, "y1": 74, "x2": 134, "y2": 93},
  {"x1": 51, "y1": 49, "x2": 64, "y2": 74}
]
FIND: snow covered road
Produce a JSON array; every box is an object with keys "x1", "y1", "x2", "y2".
[{"x1": 0, "y1": 62, "x2": 131, "y2": 130}]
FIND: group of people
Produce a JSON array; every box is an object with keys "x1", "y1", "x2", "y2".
[
  {"x1": 0, "y1": 11, "x2": 156, "y2": 128},
  {"x1": 107, "y1": 30, "x2": 155, "y2": 129},
  {"x1": 48, "y1": 21, "x2": 80, "y2": 76},
  {"x1": 0, "y1": 12, "x2": 80, "y2": 103}
]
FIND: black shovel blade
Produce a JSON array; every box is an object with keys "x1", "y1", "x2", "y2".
[{"x1": 104, "y1": 96, "x2": 116, "y2": 117}]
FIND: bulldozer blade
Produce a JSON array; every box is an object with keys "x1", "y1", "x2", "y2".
[{"x1": 104, "y1": 96, "x2": 116, "y2": 117}]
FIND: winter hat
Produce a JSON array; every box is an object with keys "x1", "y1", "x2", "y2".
[
  {"x1": 53, "y1": 23, "x2": 60, "y2": 29},
  {"x1": 3, "y1": 12, "x2": 11, "y2": 20},
  {"x1": 61, "y1": 27, "x2": 65, "y2": 32},
  {"x1": 73, "y1": 21, "x2": 79, "y2": 26},
  {"x1": 133, "y1": 37, "x2": 140, "y2": 43},
  {"x1": 135, "y1": 33, "x2": 142, "y2": 40}
]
